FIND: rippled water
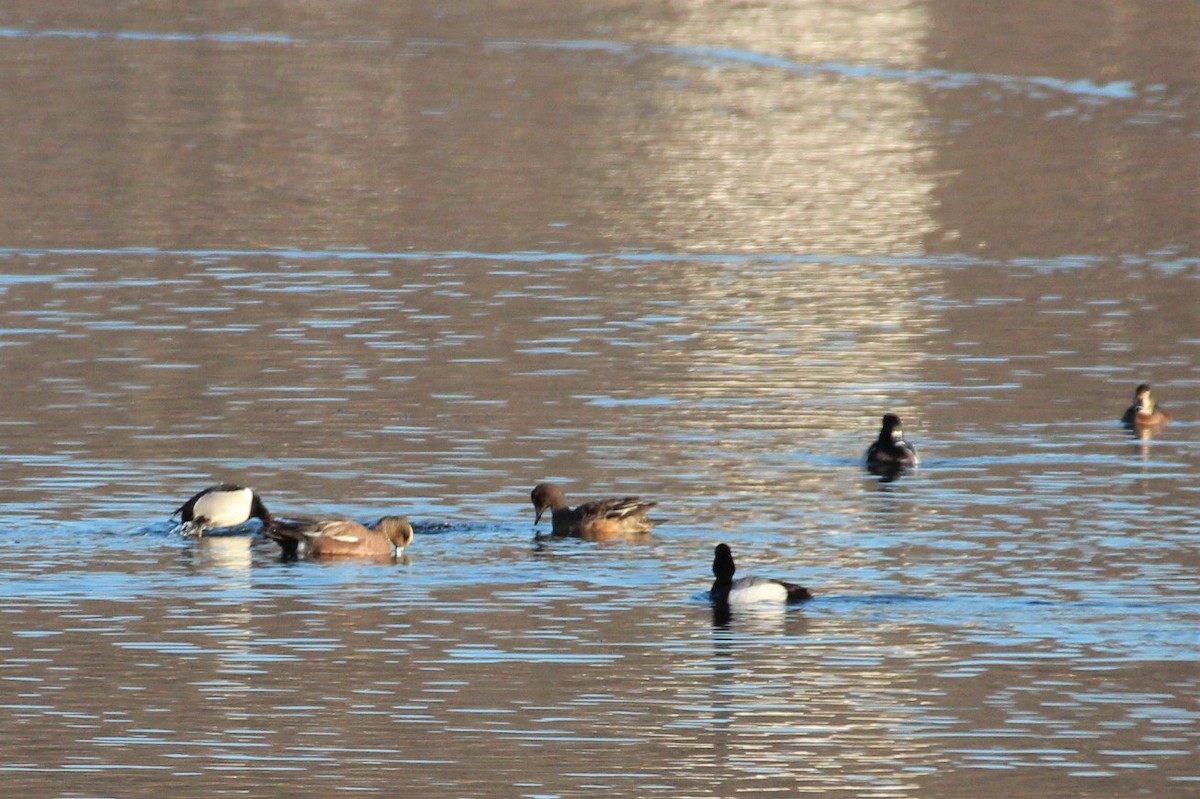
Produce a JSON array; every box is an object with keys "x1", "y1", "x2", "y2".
[{"x1": 1, "y1": 2, "x2": 1198, "y2": 797}]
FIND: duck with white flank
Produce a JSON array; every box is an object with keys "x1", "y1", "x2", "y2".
[
  {"x1": 174, "y1": 484, "x2": 272, "y2": 536},
  {"x1": 710, "y1": 543, "x2": 812, "y2": 605}
]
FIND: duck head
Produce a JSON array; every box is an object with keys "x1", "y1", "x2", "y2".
[
  {"x1": 376, "y1": 516, "x2": 414, "y2": 549},
  {"x1": 530, "y1": 483, "x2": 567, "y2": 525},
  {"x1": 713, "y1": 543, "x2": 736, "y2": 583},
  {"x1": 881, "y1": 413, "x2": 905, "y2": 443}
]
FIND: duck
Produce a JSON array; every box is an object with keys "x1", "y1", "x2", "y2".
[
  {"x1": 174, "y1": 484, "x2": 272, "y2": 536},
  {"x1": 1122, "y1": 384, "x2": 1172, "y2": 428},
  {"x1": 530, "y1": 482, "x2": 656, "y2": 540},
  {"x1": 865, "y1": 414, "x2": 919, "y2": 473},
  {"x1": 263, "y1": 516, "x2": 414, "y2": 560},
  {"x1": 710, "y1": 543, "x2": 812, "y2": 605}
]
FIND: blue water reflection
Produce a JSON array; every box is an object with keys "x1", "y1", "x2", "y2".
[{"x1": 0, "y1": 4, "x2": 1197, "y2": 795}]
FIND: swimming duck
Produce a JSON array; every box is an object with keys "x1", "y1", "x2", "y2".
[
  {"x1": 865, "y1": 414, "x2": 919, "y2": 473},
  {"x1": 264, "y1": 516, "x2": 414, "y2": 560},
  {"x1": 1121, "y1": 384, "x2": 1172, "y2": 428},
  {"x1": 710, "y1": 543, "x2": 812, "y2": 605},
  {"x1": 530, "y1": 482, "x2": 656, "y2": 540},
  {"x1": 174, "y1": 484, "x2": 272, "y2": 536}
]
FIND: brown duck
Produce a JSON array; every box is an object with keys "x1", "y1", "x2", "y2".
[
  {"x1": 1121, "y1": 384, "x2": 1172, "y2": 428},
  {"x1": 530, "y1": 482, "x2": 656, "y2": 540},
  {"x1": 264, "y1": 516, "x2": 414, "y2": 559}
]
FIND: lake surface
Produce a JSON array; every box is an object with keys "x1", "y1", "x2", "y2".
[{"x1": 0, "y1": 2, "x2": 1197, "y2": 797}]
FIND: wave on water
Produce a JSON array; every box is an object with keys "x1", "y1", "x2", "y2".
[
  {"x1": 0, "y1": 26, "x2": 1161, "y2": 105},
  {"x1": 2, "y1": 246, "x2": 1197, "y2": 276}
]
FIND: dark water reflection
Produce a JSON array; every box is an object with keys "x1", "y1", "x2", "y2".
[{"x1": 1, "y1": 1, "x2": 1198, "y2": 797}]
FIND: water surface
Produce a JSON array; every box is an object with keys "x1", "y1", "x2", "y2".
[{"x1": 0, "y1": 2, "x2": 1197, "y2": 796}]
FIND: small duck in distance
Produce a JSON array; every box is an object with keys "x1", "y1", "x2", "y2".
[
  {"x1": 1122, "y1": 384, "x2": 1172, "y2": 428},
  {"x1": 710, "y1": 544, "x2": 812, "y2": 605},
  {"x1": 174, "y1": 484, "x2": 272, "y2": 536},
  {"x1": 865, "y1": 413, "x2": 919, "y2": 477},
  {"x1": 263, "y1": 516, "x2": 414, "y2": 560},
  {"x1": 530, "y1": 482, "x2": 656, "y2": 540}
]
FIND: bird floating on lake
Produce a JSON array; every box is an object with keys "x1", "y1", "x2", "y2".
[
  {"x1": 530, "y1": 482, "x2": 656, "y2": 540},
  {"x1": 174, "y1": 484, "x2": 272, "y2": 536}
]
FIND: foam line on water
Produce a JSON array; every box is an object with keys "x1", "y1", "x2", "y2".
[
  {"x1": 1, "y1": 246, "x2": 1196, "y2": 274},
  {"x1": 0, "y1": 27, "x2": 1144, "y2": 101}
]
